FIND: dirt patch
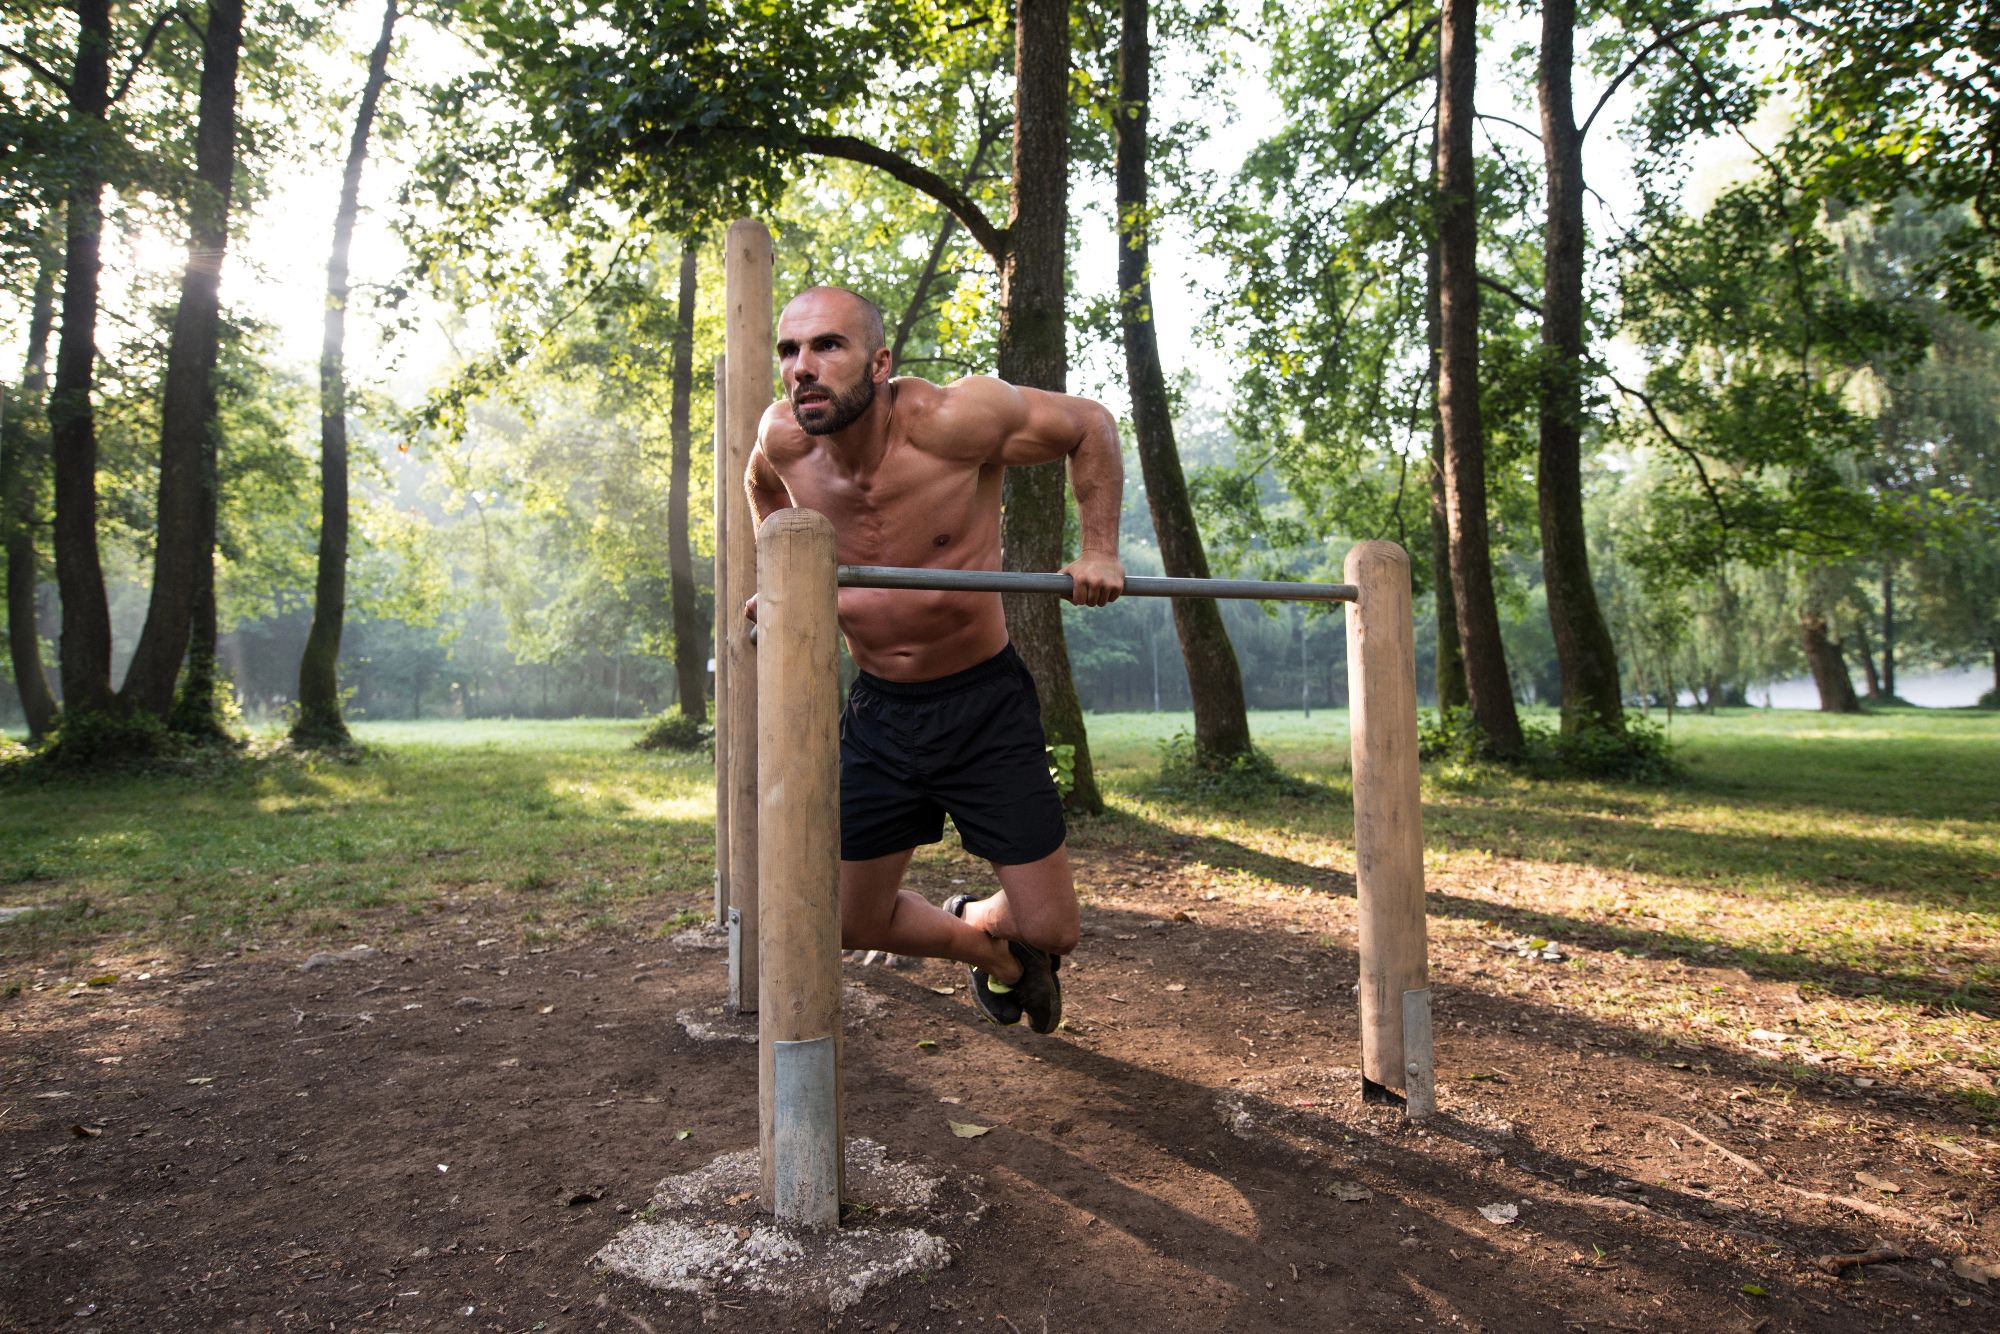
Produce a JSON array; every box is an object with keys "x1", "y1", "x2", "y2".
[{"x1": 3, "y1": 847, "x2": 1997, "y2": 1332}]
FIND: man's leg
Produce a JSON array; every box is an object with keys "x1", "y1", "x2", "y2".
[
  {"x1": 959, "y1": 844, "x2": 1081, "y2": 958},
  {"x1": 840, "y1": 850, "x2": 1023, "y2": 982}
]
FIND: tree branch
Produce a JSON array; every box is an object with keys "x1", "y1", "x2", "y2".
[
  {"x1": 0, "y1": 44, "x2": 71, "y2": 95},
  {"x1": 1475, "y1": 111, "x2": 1540, "y2": 143},
  {"x1": 799, "y1": 133, "x2": 1007, "y2": 263},
  {"x1": 110, "y1": 8, "x2": 182, "y2": 107},
  {"x1": 1609, "y1": 373, "x2": 1730, "y2": 533},
  {"x1": 1581, "y1": 7, "x2": 1772, "y2": 141},
  {"x1": 1478, "y1": 273, "x2": 1542, "y2": 315}
]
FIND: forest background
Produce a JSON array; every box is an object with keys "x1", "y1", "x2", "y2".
[{"x1": 1, "y1": 0, "x2": 1996, "y2": 785}]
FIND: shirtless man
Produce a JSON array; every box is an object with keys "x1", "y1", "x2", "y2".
[{"x1": 745, "y1": 286, "x2": 1125, "y2": 1035}]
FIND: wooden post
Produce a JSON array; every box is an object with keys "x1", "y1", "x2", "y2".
[
  {"x1": 725, "y1": 220, "x2": 772, "y2": 1014},
  {"x1": 1344, "y1": 540, "x2": 1430, "y2": 1115},
  {"x1": 712, "y1": 353, "x2": 729, "y2": 927},
  {"x1": 756, "y1": 508, "x2": 844, "y2": 1227}
]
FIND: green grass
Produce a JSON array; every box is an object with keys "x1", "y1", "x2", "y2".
[
  {"x1": 1072, "y1": 705, "x2": 2000, "y2": 1108},
  {"x1": 3, "y1": 708, "x2": 1995, "y2": 1110},
  {"x1": 0, "y1": 720, "x2": 716, "y2": 974}
]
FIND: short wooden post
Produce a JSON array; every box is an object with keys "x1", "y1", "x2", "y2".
[
  {"x1": 1344, "y1": 540, "x2": 1431, "y2": 1116},
  {"x1": 712, "y1": 353, "x2": 730, "y2": 926},
  {"x1": 756, "y1": 508, "x2": 845, "y2": 1227},
  {"x1": 724, "y1": 220, "x2": 773, "y2": 1014}
]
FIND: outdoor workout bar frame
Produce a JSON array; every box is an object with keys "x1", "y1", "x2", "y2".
[{"x1": 712, "y1": 218, "x2": 1431, "y2": 1231}]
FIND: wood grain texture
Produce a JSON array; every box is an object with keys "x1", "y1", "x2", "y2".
[
  {"x1": 725, "y1": 220, "x2": 772, "y2": 1012},
  {"x1": 1345, "y1": 540, "x2": 1428, "y2": 1091},
  {"x1": 755, "y1": 507, "x2": 845, "y2": 1220}
]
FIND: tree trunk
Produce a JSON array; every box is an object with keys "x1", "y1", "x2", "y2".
[
  {"x1": 1116, "y1": 0, "x2": 1251, "y2": 762},
  {"x1": 120, "y1": 0, "x2": 244, "y2": 721},
  {"x1": 4, "y1": 220, "x2": 61, "y2": 740},
  {"x1": 1425, "y1": 226, "x2": 1467, "y2": 713},
  {"x1": 169, "y1": 452, "x2": 225, "y2": 738},
  {"x1": 667, "y1": 239, "x2": 708, "y2": 720},
  {"x1": 1437, "y1": 0, "x2": 1522, "y2": 755},
  {"x1": 998, "y1": 0, "x2": 1101, "y2": 812},
  {"x1": 297, "y1": 0, "x2": 397, "y2": 746},
  {"x1": 1880, "y1": 561, "x2": 1896, "y2": 700},
  {"x1": 49, "y1": 0, "x2": 118, "y2": 720},
  {"x1": 1853, "y1": 619, "x2": 1882, "y2": 700},
  {"x1": 1800, "y1": 613, "x2": 1861, "y2": 713},
  {"x1": 1536, "y1": 0, "x2": 1624, "y2": 737}
]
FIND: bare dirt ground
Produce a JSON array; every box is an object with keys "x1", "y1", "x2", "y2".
[{"x1": 4, "y1": 837, "x2": 1997, "y2": 1334}]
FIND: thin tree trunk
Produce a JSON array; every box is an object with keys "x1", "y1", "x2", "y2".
[
  {"x1": 1801, "y1": 613, "x2": 1861, "y2": 713},
  {"x1": 1425, "y1": 225, "x2": 1467, "y2": 713},
  {"x1": 1536, "y1": 0, "x2": 1624, "y2": 737},
  {"x1": 891, "y1": 212, "x2": 956, "y2": 367},
  {"x1": 1116, "y1": 0, "x2": 1251, "y2": 762},
  {"x1": 1854, "y1": 619, "x2": 1882, "y2": 700},
  {"x1": 169, "y1": 443, "x2": 224, "y2": 738},
  {"x1": 297, "y1": 0, "x2": 397, "y2": 746},
  {"x1": 4, "y1": 219, "x2": 61, "y2": 740},
  {"x1": 1437, "y1": 0, "x2": 1523, "y2": 754},
  {"x1": 121, "y1": 0, "x2": 245, "y2": 721},
  {"x1": 1880, "y1": 561, "x2": 1896, "y2": 700},
  {"x1": 667, "y1": 239, "x2": 708, "y2": 720},
  {"x1": 998, "y1": 0, "x2": 1101, "y2": 812},
  {"x1": 49, "y1": 0, "x2": 117, "y2": 720}
]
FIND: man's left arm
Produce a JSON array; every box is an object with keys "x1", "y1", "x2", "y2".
[
  {"x1": 972, "y1": 382, "x2": 1125, "y2": 606},
  {"x1": 1058, "y1": 408, "x2": 1125, "y2": 607}
]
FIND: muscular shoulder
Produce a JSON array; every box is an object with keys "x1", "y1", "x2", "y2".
[{"x1": 899, "y1": 375, "x2": 1032, "y2": 462}]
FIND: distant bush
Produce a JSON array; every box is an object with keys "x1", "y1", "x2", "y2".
[
  {"x1": 1419, "y1": 706, "x2": 1683, "y2": 784},
  {"x1": 635, "y1": 711, "x2": 713, "y2": 753},
  {"x1": 1151, "y1": 731, "x2": 1325, "y2": 803}
]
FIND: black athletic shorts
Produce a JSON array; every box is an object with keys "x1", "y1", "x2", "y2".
[{"x1": 840, "y1": 643, "x2": 1068, "y2": 865}]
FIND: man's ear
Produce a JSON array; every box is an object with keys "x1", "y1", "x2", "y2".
[{"x1": 873, "y1": 345, "x2": 893, "y2": 383}]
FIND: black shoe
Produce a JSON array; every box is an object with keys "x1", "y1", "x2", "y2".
[
  {"x1": 946, "y1": 894, "x2": 1021, "y2": 1027},
  {"x1": 1006, "y1": 940, "x2": 1063, "y2": 1035}
]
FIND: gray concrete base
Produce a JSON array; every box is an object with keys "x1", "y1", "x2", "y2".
[{"x1": 593, "y1": 1139, "x2": 963, "y2": 1313}]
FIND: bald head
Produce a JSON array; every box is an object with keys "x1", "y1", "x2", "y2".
[
  {"x1": 778, "y1": 286, "x2": 886, "y2": 358},
  {"x1": 777, "y1": 286, "x2": 892, "y2": 436}
]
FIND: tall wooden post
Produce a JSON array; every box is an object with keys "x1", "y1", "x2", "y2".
[
  {"x1": 756, "y1": 508, "x2": 845, "y2": 1227},
  {"x1": 1345, "y1": 540, "x2": 1432, "y2": 1118},
  {"x1": 725, "y1": 221, "x2": 772, "y2": 1014},
  {"x1": 712, "y1": 354, "x2": 729, "y2": 926}
]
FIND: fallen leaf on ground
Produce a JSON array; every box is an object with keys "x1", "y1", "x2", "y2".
[
  {"x1": 561, "y1": 1187, "x2": 604, "y2": 1206},
  {"x1": 939, "y1": 1097, "x2": 961, "y2": 1105},
  {"x1": 1166, "y1": 984, "x2": 1186, "y2": 993},
  {"x1": 674, "y1": 1130, "x2": 692, "y2": 1140},
  {"x1": 1741, "y1": 1284, "x2": 1768, "y2": 1298},
  {"x1": 948, "y1": 1120, "x2": 994, "y2": 1138},
  {"x1": 1478, "y1": 1203, "x2": 1518, "y2": 1224},
  {"x1": 916, "y1": 1040, "x2": 937, "y2": 1049},
  {"x1": 1853, "y1": 1171, "x2": 1902, "y2": 1194},
  {"x1": 185, "y1": 1077, "x2": 214, "y2": 1085},
  {"x1": 1322, "y1": 1181, "x2": 1372, "y2": 1202},
  {"x1": 930, "y1": 986, "x2": 956, "y2": 995},
  {"x1": 726, "y1": 1191, "x2": 754, "y2": 1205},
  {"x1": 68, "y1": 1124, "x2": 100, "y2": 1138}
]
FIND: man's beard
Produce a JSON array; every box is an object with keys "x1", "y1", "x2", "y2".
[{"x1": 791, "y1": 371, "x2": 876, "y2": 436}]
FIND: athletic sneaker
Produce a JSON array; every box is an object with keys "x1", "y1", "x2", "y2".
[
  {"x1": 1005, "y1": 940, "x2": 1063, "y2": 1035},
  {"x1": 944, "y1": 894, "x2": 1022, "y2": 1027}
]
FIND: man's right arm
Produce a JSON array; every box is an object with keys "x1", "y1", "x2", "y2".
[{"x1": 744, "y1": 444, "x2": 792, "y2": 528}]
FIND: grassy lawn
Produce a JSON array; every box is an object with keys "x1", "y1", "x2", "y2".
[
  {"x1": 0, "y1": 719, "x2": 716, "y2": 977},
  {"x1": 3, "y1": 706, "x2": 1996, "y2": 1111}
]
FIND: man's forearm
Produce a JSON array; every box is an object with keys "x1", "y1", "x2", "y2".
[{"x1": 1067, "y1": 415, "x2": 1124, "y2": 556}]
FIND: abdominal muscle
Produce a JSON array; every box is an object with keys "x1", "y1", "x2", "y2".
[{"x1": 839, "y1": 587, "x2": 1009, "y2": 682}]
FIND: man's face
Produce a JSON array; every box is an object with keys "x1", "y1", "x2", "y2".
[{"x1": 777, "y1": 292, "x2": 888, "y2": 437}]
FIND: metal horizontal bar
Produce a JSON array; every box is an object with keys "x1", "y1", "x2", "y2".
[{"x1": 837, "y1": 565, "x2": 1358, "y2": 603}]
